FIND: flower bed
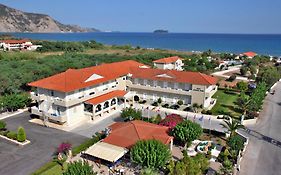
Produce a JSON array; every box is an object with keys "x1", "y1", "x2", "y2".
[
  {"x1": 0, "y1": 134, "x2": 30, "y2": 146},
  {"x1": 0, "y1": 121, "x2": 30, "y2": 146},
  {"x1": 159, "y1": 114, "x2": 184, "y2": 129}
]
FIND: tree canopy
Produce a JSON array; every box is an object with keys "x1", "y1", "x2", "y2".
[
  {"x1": 130, "y1": 140, "x2": 171, "y2": 169},
  {"x1": 172, "y1": 120, "x2": 203, "y2": 146}
]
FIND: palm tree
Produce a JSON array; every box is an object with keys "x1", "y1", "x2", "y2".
[
  {"x1": 220, "y1": 119, "x2": 244, "y2": 137},
  {"x1": 237, "y1": 92, "x2": 250, "y2": 121}
]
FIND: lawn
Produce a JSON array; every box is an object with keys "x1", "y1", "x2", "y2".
[{"x1": 211, "y1": 89, "x2": 242, "y2": 119}]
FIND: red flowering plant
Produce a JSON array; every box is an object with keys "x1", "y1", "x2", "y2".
[
  {"x1": 57, "y1": 142, "x2": 72, "y2": 155},
  {"x1": 159, "y1": 114, "x2": 184, "y2": 129}
]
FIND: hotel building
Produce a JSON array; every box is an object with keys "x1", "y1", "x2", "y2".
[{"x1": 28, "y1": 58, "x2": 217, "y2": 126}]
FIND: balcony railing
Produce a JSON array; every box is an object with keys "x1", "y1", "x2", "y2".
[
  {"x1": 31, "y1": 106, "x2": 67, "y2": 123},
  {"x1": 126, "y1": 81, "x2": 191, "y2": 95}
]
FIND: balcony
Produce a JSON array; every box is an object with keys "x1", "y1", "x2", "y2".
[
  {"x1": 30, "y1": 106, "x2": 67, "y2": 123},
  {"x1": 127, "y1": 81, "x2": 191, "y2": 95},
  {"x1": 30, "y1": 92, "x2": 46, "y2": 101}
]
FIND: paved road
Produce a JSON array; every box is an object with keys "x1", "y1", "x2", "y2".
[
  {"x1": 0, "y1": 112, "x2": 87, "y2": 175},
  {"x1": 239, "y1": 81, "x2": 281, "y2": 175}
]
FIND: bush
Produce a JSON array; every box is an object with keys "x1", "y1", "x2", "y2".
[
  {"x1": 227, "y1": 135, "x2": 244, "y2": 152},
  {"x1": 139, "y1": 100, "x2": 147, "y2": 104},
  {"x1": 159, "y1": 114, "x2": 184, "y2": 129},
  {"x1": 17, "y1": 127, "x2": 26, "y2": 142},
  {"x1": 162, "y1": 103, "x2": 169, "y2": 108},
  {"x1": 151, "y1": 101, "x2": 158, "y2": 106},
  {"x1": 63, "y1": 160, "x2": 96, "y2": 175},
  {"x1": 172, "y1": 120, "x2": 203, "y2": 146},
  {"x1": 157, "y1": 98, "x2": 162, "y2": 104},
  {"x1": 227, "y1": 75, "x2": 237, "y2": 82},
  {"x1": 57, "y1": 142, "x2": 72, "y2": 155},
  {"x1": 177, "y1": 100, "x2": 183, "y2": 105},
  {"x1": 151, "y1": 114, "x2": 162, "y2": 124},
  {"x1": 140, "y1": 168, "x2": 159, "y2": 175},
  {"x1": 0, "y1": 121, "x2": 6, "y2": 130},
  {"x1": 246, "y1": 111, "x2": 259, "y2": 119},
  {"x1": 183, "y1": 106, "x2": 192, "y2": 112},
  {"x1": 7, "y1": 131, "x2": 17, "y2": 140},
  {"x1": 170, "y1": 104, "x2": 180, "y2": 110},
  {"x1": 130, "y1": 140, "x2": 171, "y2": 169},
  {"x1": 121, "y1": 107, "x2": 142, "y2": 121}
]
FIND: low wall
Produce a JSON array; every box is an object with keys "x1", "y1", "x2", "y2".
[
  {"x1": 234, "y1": 132, "x2": 249, "y2": 174},
  {"x1": 242, "y1": 118, "x2": 257, "y2": 126}
]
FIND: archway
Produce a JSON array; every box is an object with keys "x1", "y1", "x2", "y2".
[{"x1": 111, "y1": 98, "x2": 117, "y2": 106}]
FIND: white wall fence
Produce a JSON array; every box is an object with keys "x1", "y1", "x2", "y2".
[{"x1": 234, "y1": 132, "x2": 249, "y2": 174}]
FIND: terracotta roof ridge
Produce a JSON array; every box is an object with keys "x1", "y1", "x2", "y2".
[
  {"x1": 198, "y1": 72, "x2": 213, "y2": 85},
  {"x1": 131, "y1": 122, "x2": 142, "y2": 140}
]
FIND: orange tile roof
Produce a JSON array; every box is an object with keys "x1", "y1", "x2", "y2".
[
  {"x1": 28, "y1": 60, "x2": 146, "y2": 92},
  {"x1": 86, "y1": 90, "x2": 127, "y2": 105},
  {"x1": 153, "y1": 56, "x2": 182, "y2": 63},
  {"x1": 242, "y1": 52, "x2": 257, "y2": 58},
  {"x1": 0, "y1": 39, "x2": 30, "y2": 44},
  {"x1": 130, "y1": 67, "x2": 217, "y2": 85},
  {"x1": 103, "y1": 120, "x2": 173, "y2": 148}
]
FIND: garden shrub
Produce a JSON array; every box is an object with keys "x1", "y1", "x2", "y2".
[
  {"x1": 63, "y1": 160, "x2": 96, "y2": 175},
  {"x1": 177, "y1": 100, "x2": 183, "y2": 105},
  {"x1": 227, "y1": 135, "x2": 244, "y2": 152},
  {"x1": 162, "y1": 103, "x2": 169, "y2": 108},
  {"x1": 121, "y1": 107, "x2": 142, "y2": 120},
  {"x1": 130, "y1": 140, "x2": 171, "y2": 169},
  {"x1": 151, "y1": 114, "x2": 162, "y2": 124},
  {"x1": 17, "y1": 127, "x2": 26, "y2": 142},
  {"x1": 7, "y1": 131, "x2": 17, "y2": 140},
  {"x1": 57, "y1": 142, "x2": 72, "y2": 155},
  {"x1": 172, "y1": 120, "x2": 203, "y2": 146},
  {"x1": 157, "y1": 98, "x2": 162, "y2": 104},
  {"x1": 151, "y1": 101, "x2": 158, "y2": 106},
  {"x1": 159, "y1": 114, "x2": 184, "y2": 129},
  {"x1": 0, "y1": 120, "x2": 6, "y2": 130}
]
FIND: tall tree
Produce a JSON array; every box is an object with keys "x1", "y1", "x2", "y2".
[{"x1": 172, "y1": 120, "x2": 203, "y2": 147}]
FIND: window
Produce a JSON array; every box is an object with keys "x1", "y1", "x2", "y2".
[
  {"x1": 50, "y1": 90, "x2": 54, "y2": 96},
  {"x1": 123, "y1": 77, "x2": 126, "y2": 80},
  {"x1": 89, "y1": 92, "x2": 95, "y2": 95}
]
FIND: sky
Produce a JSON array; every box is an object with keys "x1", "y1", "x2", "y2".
[{"x1": 1, "y1": 0, "x2": 281, "y2": 34}]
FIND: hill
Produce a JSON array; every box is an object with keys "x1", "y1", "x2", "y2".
[{"x1": 0, "y1": 4, "x2": 99, "y2": 33}]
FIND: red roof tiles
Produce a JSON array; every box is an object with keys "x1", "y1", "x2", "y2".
[
  {"x1": 86, "y1": 90, "x2": 127, "y2": 105},
  {"x1": 242, "y1": 52, "x2": 257, "y2": 58},
  {"x1": 153, "y1": 56, "x2": 182, "y2": 63},
  {"x1": 28, "y1": 60, "x2": 217, "y2": 93},
  {"x1": 28, "y1": 60, "x2": 145, "y2": 92},
  {"x1": 0, "y1": 39, "x2": 30, "y2": 44},
  {"x1": 102, "y1": 120, "x2": 173, "y2": 148},
  {"x1": 130, "y1": 67, "x2": 217, "y2": 85}
]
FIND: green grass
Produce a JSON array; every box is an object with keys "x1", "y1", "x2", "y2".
[
  {"x1": 211, "y1": 89, "x2": 242, "y2": 119},
  {"x1": 40, "y1": 164, "x2": 63, "y2": 175}
]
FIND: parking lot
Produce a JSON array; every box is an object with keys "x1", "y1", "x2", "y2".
[{"x1": 0, "y1": 111, "x2": 87, "y2": 175}]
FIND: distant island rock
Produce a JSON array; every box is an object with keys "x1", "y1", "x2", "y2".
[
  {"x1": 153, "y1": 30, "x2": 168, "y2": 33},
  {"x1": 0, "y1": 3, "x2": 99, "y2": 33}
]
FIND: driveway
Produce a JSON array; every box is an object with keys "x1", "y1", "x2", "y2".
[
  {"x1": 0, "y1": 112, "x2": 88, "y2": 175},
  {"x1": 69, "y1": 111, "x2": 123, "y2": 138},
  {"x1": 239, "y1": 81, "x2": 281, "y2": 175}
]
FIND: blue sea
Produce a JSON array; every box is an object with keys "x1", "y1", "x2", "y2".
[{"x1": 6, "y1": 32, "x2": 281, "y2": 56}]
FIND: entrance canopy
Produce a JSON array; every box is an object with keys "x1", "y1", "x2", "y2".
[
  {"x1": 84, "y1": 141, "x2": 128, "y2": 163},
  {"x1": 86, "y1": 90, "x2": 127, "y2": 105}
]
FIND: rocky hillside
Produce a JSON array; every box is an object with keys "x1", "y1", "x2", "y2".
[{"x1": 0, "y1": 4, "x2": 99, "y2": 33}]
